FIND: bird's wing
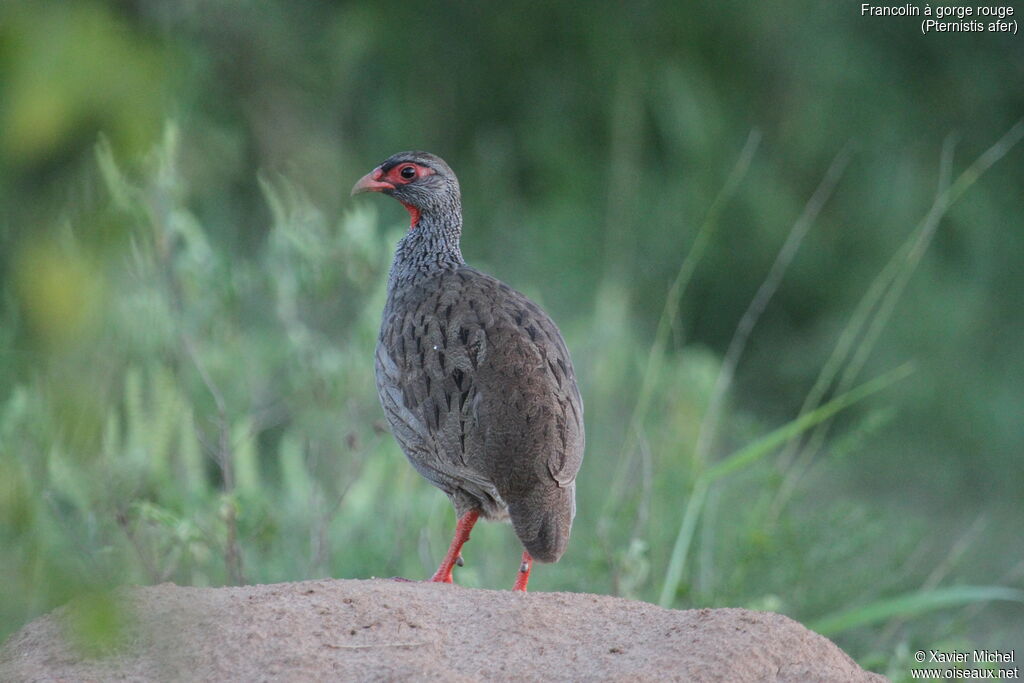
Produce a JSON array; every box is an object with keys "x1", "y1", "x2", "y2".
[
  {"x1": 377, "y1": 267, "x2": 584, "y2": 501},
  {"x1": 375, "y1": 272, "x2": 503, "y2": 505},
  {"x1": 459, "y1": 268, "x2": 585, "y2": 490}
]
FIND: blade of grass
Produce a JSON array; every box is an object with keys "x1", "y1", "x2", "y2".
[
  {"x1": 796, "y1": 134, "x2": 959, "y2": 469},
  {"x1": 873, "y1": 513, "x2": 988, "y2": 648},
  {"x1": 658, "y1": 362, "x2": 914, "y2": 606},
  {"x1": 773, "y1": 136, "x2": 955, "y2": 480},
  {"x1": 694, "y1": 144, "x2": 852, "y2": 466},
  {"x1": 773, "y1": 120, "x2": 1024, "y2": 513},
  {"x1": 624, "y1": 129, "x2": 761, "y2": 460},
  {"x1": 598, "y1": 131, "x2": 761, "y2": 549},
  {"x1": 706, "y1": 362, "x2": 914, "y2": 483},
  {"x1": 825, "y1": 123, "x2": 1020, "y2": 438},
  {"x1": 658, "y1": 479, "x2": 708, "y2": 606},
  {"x1": 809, "y1": 585, "x2": 1024, "y2": 636}
]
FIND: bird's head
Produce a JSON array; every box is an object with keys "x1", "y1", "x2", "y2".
[{"x1": 350, "y1": 151, "x2": 461, "y2": 229}]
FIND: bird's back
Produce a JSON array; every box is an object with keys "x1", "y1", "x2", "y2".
[{"x1": 376, "y1": 265, "x2": 584, "y2": 562}]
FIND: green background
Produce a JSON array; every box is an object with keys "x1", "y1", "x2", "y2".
[{"x1": 1, "y1": 2, "x2": 1022, "y2": 677}]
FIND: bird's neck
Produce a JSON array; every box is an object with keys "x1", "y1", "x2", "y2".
[{"x1": 387, "y1": 209, "x2": 465, "y2": 290}]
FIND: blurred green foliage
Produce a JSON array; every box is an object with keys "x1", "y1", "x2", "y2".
[{"x1": 1, "y1": 0, "x2": 1022, "y2": 675}]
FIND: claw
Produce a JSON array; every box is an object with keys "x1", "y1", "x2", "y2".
[{"x1": 456, "y1": 553, "x2": 465, "y2": 567}]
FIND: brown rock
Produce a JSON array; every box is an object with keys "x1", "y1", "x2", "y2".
[{"x1": 0, "y1": 579, "x2": 886, "y2": 682}]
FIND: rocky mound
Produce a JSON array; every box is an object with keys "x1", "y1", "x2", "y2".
[{"x1": 0, "y1": 579, "x2": 885, "y2": 681}]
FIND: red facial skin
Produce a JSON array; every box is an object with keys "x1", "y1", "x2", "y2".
[{"x1": 350, "y1": 162, "x2": 436, "y2": 228}]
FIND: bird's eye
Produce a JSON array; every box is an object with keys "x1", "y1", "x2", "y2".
[{"x1": 399, "y1": 165, "x2": 416, "y2": 180}]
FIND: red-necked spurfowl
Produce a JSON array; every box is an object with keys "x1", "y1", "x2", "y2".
[{"x1": 352, "y1": 151, "x2": 584, "y2": 591}]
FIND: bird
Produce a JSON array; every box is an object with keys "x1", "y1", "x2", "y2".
[{"x1": 351, "y1": 151, "x2": 584, "y2": 591}]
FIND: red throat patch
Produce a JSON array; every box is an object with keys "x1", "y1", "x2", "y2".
[{"x1": 402, "y1": 203, "x2": 421, "y2": 229}]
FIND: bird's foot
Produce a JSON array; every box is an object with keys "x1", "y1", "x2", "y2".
[{"x1": 428, "y1": 570, "x2": 454, "y2": 584}]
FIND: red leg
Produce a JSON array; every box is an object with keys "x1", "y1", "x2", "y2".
[
  {"x1": 430, "y1": 509, "x2": 480, "y2": 583},
  {"x1": 512, "y1": 551, "x2": 533, "y2": 592}
]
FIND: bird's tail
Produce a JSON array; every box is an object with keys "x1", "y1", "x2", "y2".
[{"x1": 507, "y1": 483, "x2": 576, "y2": 564}]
